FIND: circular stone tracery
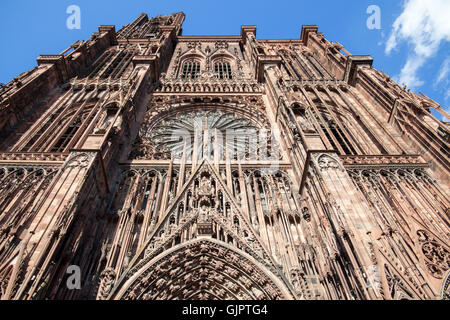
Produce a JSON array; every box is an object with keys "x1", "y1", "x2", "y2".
[{"x1": 133, "y1": 109, "x2": 275, "y2": 161}]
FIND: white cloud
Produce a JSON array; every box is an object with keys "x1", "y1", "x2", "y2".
[
  {"x1": 385, "y1": 0, "x2": 450, "y2": 88},
  {"x1": 398, "y1": 55, "x2": 425, "y2": 88},
  {"x1": 436, "y1": 56, "x2": 450, "y2": 84}
]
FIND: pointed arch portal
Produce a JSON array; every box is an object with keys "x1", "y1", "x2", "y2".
[{"x1": 109, "y1": 238, "x2": 295, "y2": 300}]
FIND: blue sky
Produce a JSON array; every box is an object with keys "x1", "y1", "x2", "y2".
[{"x1": 0, "y1": 0, "x2": 448, "y2": 120}]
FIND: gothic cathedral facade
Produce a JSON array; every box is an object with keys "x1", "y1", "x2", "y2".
[{"x1": 0, "y1": 12, "x2": 448, "y2": 300}]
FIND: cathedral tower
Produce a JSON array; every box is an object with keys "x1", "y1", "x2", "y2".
[{"x1": 0, "y1": 12, "x2": 448, "y2": 300}]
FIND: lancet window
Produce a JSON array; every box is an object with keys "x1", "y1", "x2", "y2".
[
  {"x1": 214, "y1": 60, "x2": 233, "y2": 80},
  {"x1": 180, "y1": 59, "x2": 201, "y2": 80}
]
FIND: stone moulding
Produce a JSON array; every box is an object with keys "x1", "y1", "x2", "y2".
[
  {"x1": 0, "y1": 152, "x2": 68, "y2": 164},
  {"x1": 108, "y1": 238, "x2": 296, "y2": 300},
  {"x1": 341, "y1": 154, "x2": 429, "y2": 169}
]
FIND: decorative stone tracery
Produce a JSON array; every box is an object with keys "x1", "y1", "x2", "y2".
[
  {"x1": 111, "y1": 238, "x2": 295, "y2": 300},
  {"x1": 0, "y1": 11, "x2": 448, "y2": 301},
  {"x1": 417, "y1": 230, "x2": 450, "y2": 279}
]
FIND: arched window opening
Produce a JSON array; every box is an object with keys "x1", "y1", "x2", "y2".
[
  {"x1": 181, "y1": 59, "x2": 200, "y2": 80},
  {"x1": 177, "y1": 203, "x2": 184, "y2": 221},
  {"x1": 214, "y1": 60, "x2": 232, "y2": 80},
  {"x1": 218, "y1": 192, "x2": 224, "y2": 212},
  {"x1": 324, "y1": 119, "x2": 356, "y2": 155},
  {"x1": 225, "y1": 203, "x2": 231, "y2": 217},
  {"x1": 292, "y1": 104, "x2": 306, "y2": 118},
  {"x1": 141, "y1": 181, "x2": 153, "y2": 210},
  {"x1": 186, "y1": 192, "x2": 192, "y2": 211},
  {"x1": 51, "y1": 114, "x2": 83, "y2": 152}
]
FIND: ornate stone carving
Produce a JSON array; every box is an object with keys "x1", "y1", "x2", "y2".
[
  {"x1": 315, "y1": 154, "x2": 341, "y2": 171},
  {"x1": 1, "y1": 10, "x2": 448, "y2": 302},
  {"x1": 111, "y1": 239, "x2": 292, "y2": 300},
  {"x1": 417, "y1": 230, "x2": 450, "y2": 279},
  {"x1": 98, "y1": 268, "x2": 116, "y2": 300}
]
